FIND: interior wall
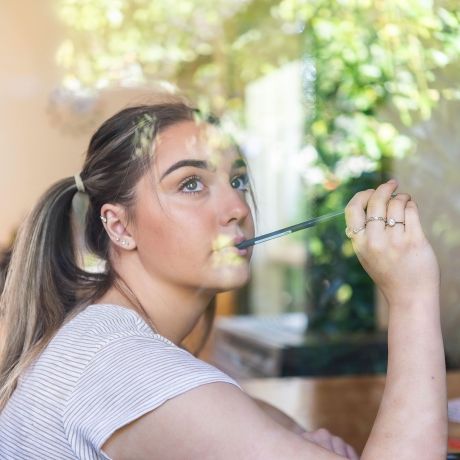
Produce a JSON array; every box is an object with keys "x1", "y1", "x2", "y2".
[{"x1": 0, "y1": 0, "x2": 84, "y2": 246}]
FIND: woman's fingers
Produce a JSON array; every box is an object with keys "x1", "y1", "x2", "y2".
[
  {"x1": 331, "y1": 435, "x2": 349, "y2": 456},
  {"x1": 345, "y1": 189, "x2": 373, "y2": 238},
  {"x1": 346, "y1": 443, "x2": 360, "y2": 460},
  {"x1": 385, "y1": 193, "x2": 411, "y2": 235},
  {"x1": 404, "y1": 199, "x2": 425, "y2": 239},
  {"x1": 365, "y1": 180, "x2": 398, "y2": 239},
  {"x1": 346, "y1": 181, "x2": 409, "y2": 242},
  {"x1": 346, "y1": 183, "x2": 439, "y2": 306},
  {"x1": 302, "y1": 429, "x2": 358, "y2": 458}
]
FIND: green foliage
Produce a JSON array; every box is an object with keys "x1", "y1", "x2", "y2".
[
  {"x1": 306, "y1": 171, "x2": 386, "y2": 332},
  {"x1": 274, "y1": 0, "x2": 460, "y2": 332},
  {"x1": 55, "y1": 0, "x2": 301, "y2": 113},
  {"x1": 275, "y1": 0, "x2": 460, "y2": 178},
  {"x1": 56, "y1": 0, "x2": 460, "y2": 168}
]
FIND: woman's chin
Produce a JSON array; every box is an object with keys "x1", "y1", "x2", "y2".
[{"x1": 212, "y1": 265, "x2": 251, "y2": 291}]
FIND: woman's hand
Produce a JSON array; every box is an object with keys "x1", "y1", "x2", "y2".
[
  {"x1": 301, "y1": 428, "x2": 359, "y2": 459},
  {"x1": 253, "y1": 397, "x2": 359, "y2": 458},
  {"x1": 344, "y1": 179, "x2": 439, "y2": 307}
]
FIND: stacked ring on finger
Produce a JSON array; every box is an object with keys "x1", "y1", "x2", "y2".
[
  {"x1": 345, "y1": 225, "x2": 366, "y2": 239},
  {"x1": 386, "y1": 218, "x2": 405, "y2": 227},
  {"x1": 366, "y1": 216, "x2": 386, "y2": 224}
]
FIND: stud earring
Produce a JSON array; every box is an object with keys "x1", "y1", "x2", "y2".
[
  {"x1": 100, "y1": 216, "x2": 107, "y2": 223},
  {"x1": 115, "y1": 237, "x2": 120, "y2": 242}
]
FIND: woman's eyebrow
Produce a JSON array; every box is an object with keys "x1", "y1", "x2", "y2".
[
  {"x1": 232, "y1": 158, "x2": 247, "y2": 169},
  {"x1": 160, "y1": 159, "x2": 212, "y2": 181}
]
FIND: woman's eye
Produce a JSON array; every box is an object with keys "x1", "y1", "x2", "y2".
[
  {"x1": 180, "y1": 176, "x2": 204, "y2": 194},
  {"x1": 231, "y1": 173, "x2": 249, "y2": 191}
]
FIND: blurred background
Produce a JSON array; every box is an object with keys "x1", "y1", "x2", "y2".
[{"x1": 1, "y1": 0, "x2": 460, "y2": 377}]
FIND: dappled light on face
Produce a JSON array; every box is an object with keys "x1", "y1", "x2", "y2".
[
  {"x1": 206, "y1": 126, "x2": 234, "y2": 151},
  {"x1": 183, "y1": 135, "x2": 199, "y2": 157},
  {"x1": 204, "y1": 125, "x2": 237, "y2": 170},
  {"x1": 212, "y1": 234, "x2": 233, "y2": 252},
  {"x1": 212, "y1": 250, "x2": 245, "y2": 270},
  {"x1": 211, "y1": 234, "x2": 245, "y2": 270}
]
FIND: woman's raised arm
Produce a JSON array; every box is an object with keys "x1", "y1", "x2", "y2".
[{"x1": 346, "y1": 180, "x2": 446, "y2": 459}]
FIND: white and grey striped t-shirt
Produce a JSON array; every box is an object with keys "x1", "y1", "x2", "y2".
[{"x1": 0, "y1": 304, "x2": 239, "y2": 459}]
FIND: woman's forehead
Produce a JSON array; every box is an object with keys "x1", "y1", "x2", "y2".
[{"x1": 154, "y1": 121, "x2": 240, "y2": 168}]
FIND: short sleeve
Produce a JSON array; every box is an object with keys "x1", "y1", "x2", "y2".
[{"x1": 62, "y1": 333, "x2": 240, "y2": 459}]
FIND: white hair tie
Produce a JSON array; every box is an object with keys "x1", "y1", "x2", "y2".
[{"x1": 74, "y1": 173, "x2": 86, "y2": 193}]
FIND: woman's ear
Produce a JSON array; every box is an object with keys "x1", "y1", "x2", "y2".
[{"x1": 100, "y1": 204, "x2": 137, "y2": 250}]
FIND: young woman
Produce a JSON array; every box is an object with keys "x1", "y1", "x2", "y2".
[{"x1": 0, "y1": 96, "x2": 446, "y2": 459}]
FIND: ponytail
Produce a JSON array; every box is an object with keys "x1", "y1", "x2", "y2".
[{"x1": 0, "y1": 178, "x2": 107, "y2": 409}]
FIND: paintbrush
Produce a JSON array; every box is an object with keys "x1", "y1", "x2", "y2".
[{"x1": 236, "y1": 210, "x2": 345, "y2": 250}]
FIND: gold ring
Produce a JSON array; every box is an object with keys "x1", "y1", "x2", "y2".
[{"x1": 366, "y1": 216, "x2": 386, "y2": 224}]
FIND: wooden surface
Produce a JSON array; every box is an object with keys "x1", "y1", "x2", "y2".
[{"x1": 241, "y1": 371, "x2": 460, "y2": 454}]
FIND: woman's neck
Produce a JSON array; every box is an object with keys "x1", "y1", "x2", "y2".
[{"x1": 97, "y1": 262, "x2": 215, "y2": 345}]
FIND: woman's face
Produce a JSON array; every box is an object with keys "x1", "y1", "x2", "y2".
[{"x1": 131, "y1": 120, "x2": 255, "y2": 293}]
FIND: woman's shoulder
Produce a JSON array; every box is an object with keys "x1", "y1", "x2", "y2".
[
  {"x1": 57, "y1": 304, "x2": 239, "y2": 393},
  {"x1": 65, "y1": 303, "x2": 158, "y2": 338},
  {"x1": 64, "y1": 304, "x2": 233, "y2": 381},
  {"x1": 25, "y1": 304, "x2": 177, "y2": 391},
  {"x1": 53, "y1": 303, "x2": 175, "y2": 352}
]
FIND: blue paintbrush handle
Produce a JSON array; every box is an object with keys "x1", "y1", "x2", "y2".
[{"x1": 236, "y1": 210, "x2": 345, "y2": 249}]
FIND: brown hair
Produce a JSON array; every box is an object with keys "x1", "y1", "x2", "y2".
[{"x1": 0, "y1": 96, "x2": 230, "y2": 409}]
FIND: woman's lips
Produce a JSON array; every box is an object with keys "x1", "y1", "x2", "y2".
[
  {"x1": 212, "y1": 234, "x2": 250, "y2": 258},
  {"x1": 233, "y1": 236, "x2": 249, "y2": 256}
]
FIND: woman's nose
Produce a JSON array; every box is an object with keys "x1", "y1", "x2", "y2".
[{"x1": 218, "y1": 186, "x2": 251, "y2": 226}]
